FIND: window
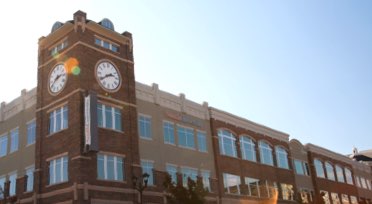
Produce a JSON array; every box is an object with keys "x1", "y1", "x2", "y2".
[
  {"x1": 138, "y1": 115, "x2": 151, "y2": 139},
  {"x1": 240, "y1": 136, "x2": 256, "y2": 162},
  {"x1": 10, "y1": 128, "x2": 19, "y2": 153},
  {"x1": 0, "y1": 176, "x2": 5, "y2": 199},
  {"x1": 49, "y1": 105, "x2": 68, "y2": 134},
  {"x1": 98, "y1": 103, "x2": 121, "y2": 131},
  {"x1": 341, "y1": 194, "x2": 350, "y2": 204},
  {"x1": 281, "y1": 183, "x2": 294, "y2": 200},
  {"x1": 49, "y1": 156, "x2": 68, "y2": 185},
  {"x1": 0, "y1": 134, "x2": 7, "y2": 157},
  {"x1": 26, "y1": 166, "x2": 34, "y2": 192},
  {"x1": 297, "y1": 161, "x2": 310, "y2": 175},
  {"x1": 275, "y1": 146, "x2": 289, "y2": 169},
  {"x1": 181, "y1": 167, "x2": 197, "y2": 187},
  {"x1": 178, "y1": 126, "x2": 195, "y2": 149},
  {"x1": 331, "y1": 192, "x2": 341, "y2": 204},
  {"x1": 201, "y1": 170, "x2": 210, "y2": 191},
  {"x1": 320, "y1": 191, "x2": 331, "y2": 204},
  {"x1": 350, "y1": 196, "x2": 358, "y2": 204},
  {"x1": 360, "y1": 177, "x2": 367, "y2": 189},
  {"x1": 314, "y1": 159, "x2": 325, "y2": 178},
  {"x1": 325, "y1": 162, "x2": 335, "y2": 181},
  {"x1": 197, "y1": 131, "x2": 207, "y2": 152},
  {"x1": 355, "y1": 176, "x2": 361, "y2": 187},
  {"x1": 223, "y1": 173, "x2": 240, "y2": 194},
  {"x1": 95, "y1": 37, "x2": 119, "y2": 52},
  {"x1": 51, "y1": 40, "x2": 68, "y2": 56},
  {"x1": 335, "y1": 165, "x2": 345, "y2": 183},
  {"x1": 218, "y1": 130, "x2": 237, "y2": 157},
  {"x1": 141, "y1": 160, "x2": 154, "y2": 186},
  {"x1": 163, "y1": 121, "x2": 175, "y2": 144},
  {"x1": 344, "y1": 168, "x2": 353, "y2": 185},
  {"x1": 100, "y1": 18, "x2": 115, "y2": 30},
  {"x1": 300, "y1": 189, "x2": 313, "y2": 203},
  {"x1": 97, "y1": 154, "x2": 123, "y2": 181},
  {"x1": 166, "y1": 164, "x2": 177, "y2": 183},
  {"x1": 9, "y1": 172, "x2": 17, "y2": 196},
  {"x1": 245, "y1": 177, "x2": 259, "y2": 197},
  {"x1": 27, "y1": 120, "x2": 36, "y2": 145},
  {"x1": 259, "y1": 141, "x2": 273, "y2": 166}
]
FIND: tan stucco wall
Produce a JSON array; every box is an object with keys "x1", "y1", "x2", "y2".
[
  {"x1": 137, "y1": 99, "x2": 216, "y2": 177},
  {"x1": 0, "y1": 104, "x2": 35, "y2": 178}
]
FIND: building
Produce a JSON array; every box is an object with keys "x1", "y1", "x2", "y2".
[{"x1": 0, "y1": 11, "x2": 371, "y2": 204}]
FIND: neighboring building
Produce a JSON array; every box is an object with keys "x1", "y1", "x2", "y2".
[
  {"x1": 289, "y1": 139, "x2": 314, "y2": 203},
  {"x1": 0, "y1": 10, "x2": 371, "y2": 204},
  {"x1": 209, "y1": 107, "x2": 295, "y2": 204},
  {"x1": 306, "y1": 144, "x2": 359, "y2": 204}
]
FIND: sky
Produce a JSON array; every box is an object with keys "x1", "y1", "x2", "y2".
[{"x1": 0, "y1": 0, "x2": 371, "y2": 155}]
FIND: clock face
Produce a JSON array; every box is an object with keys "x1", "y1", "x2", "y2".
[
  {"x1": 96, "y1": 61, "x2": 121, "y2": 91},
  {"x1": 49, "y1": 64, "x2": 67, "y2": 94}
]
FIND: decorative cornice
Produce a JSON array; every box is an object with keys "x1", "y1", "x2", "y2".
[
  {"x1": 0, "y1": 88, "x2": 36, "y2": 122},
  {"x1": 209, "y1": 107, "x2": 289, "y2": 142},
  {"x1": 135, "y1": 82, "x2": 210, "y2": 120},
  {"x1": 305, "y1": 143, "x2": 353, "y2": 165}
]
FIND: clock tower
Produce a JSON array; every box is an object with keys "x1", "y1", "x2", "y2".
[{"x1": 34, "y1": 11, "x2": 140, "y2": 203}]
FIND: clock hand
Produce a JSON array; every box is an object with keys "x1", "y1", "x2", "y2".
[{"x1": 51, "y1": 74, "x2": 62, "y2": 86}]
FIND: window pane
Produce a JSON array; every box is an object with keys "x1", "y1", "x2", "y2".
[
  {"x1": 97, "y1": 104, "x2": 103, "y2": 127},
  {"x1": 95, "y1": 38, "x2": 102, "y2": 45},
  {"x1": 10, "y1": 128, "x2": 19, "y2": 152},
  {"x1": 49, "y1": 161, "x2": 54, "y2": 184},
  {"x1": 294, "y1": 160, "x2": 305, "y2": 175},
  {"x1": 314, "y1": 159, "x2": 325, "y2": 178},
  {"x1": 163, "y1": 122, "x2": 175, "y2": 144},
  {"x1": 117, "y1": 158, "x2": 123, "y2": 181},
  {"x1": 26, "y1": 167, "x2": 34, "y2": 192},
  {"x1": 241, "y1": 136, "x2": 256, "y2": 161},
  {"x1": 111, "y1": 45, "x2": 118, "y2": 52},
  {"x1": 56, "y1": 108, "x2": 62, "y2": 131},
  {"x1": 218, "y1": 130, "x2": 237, "y2": 157},
  {"x1": 0, "y1": 135, "x2": 7, "y2": 157},
  {"x1": 27, "y1": 121, "x2": 36, "y2": 145},
  {"x1": 107, "y1": 156, "x2": 115, "y2": 180},
  {"x1": 97, "y1": 155, "x2": 105, "y2": 179},
  {"x1": 56, "y1": 158, "x2": 62, "y2": 183},
  {"x1": 114, "y1": 108, "x2": 122, "y2": 131},
  {"x1": 105, "y1": 107, "x2": 113, "y2": 129},
  {"x1": 49, "y1": 112, "x2": 55, "y2": 133},
  {"x1": 178, "y1": 126, "x2": 187, "y2": 147},
  {"x1": 166, "y1": 164, "x2": 177, "y2": 183},
  {"x1": 260, "y1": 141, "x2": 273, "y2": 166},
  {"x1": 197, "y1": 131, "x2": 207, "y2": 152},
  {"x1": 9, "y1": 173, "x2": 17, "y2": 196},
  {"x1": 62, "y1": 157, "x2": 68, "y2": 182},
  {"x1": 141, "y1": 161, "x2": 154, "y2": 185},
  {"x1": 63, "y1": 106, "x2": 68, "y2": 129},
  {"x1": 325, "y1": 162, "x2": 335, "y2": 181},
  {"x1": 223, "y1": 173, "x2": 240, "y2": 195},
  {"x1": 201, "y1": 171, "x2": 210, "y2": 191},
  {"x1": 185, "y1": 128, "x2": 195, "y2": 148},
  {"x1": 103, "y1": 41, "x2": 110, "y2": 49}
]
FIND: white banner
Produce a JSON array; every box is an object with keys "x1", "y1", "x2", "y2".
[{"x1": 84, "y1": 95, "x2": 91, "y2": 146}]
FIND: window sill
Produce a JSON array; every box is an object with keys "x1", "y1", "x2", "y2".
[
  {"x1": 140, "y1": 136, "x2": 152, "y2": 141},
  {"x1": 164, "y1": 142, "x2": 176, "y2": 146},
  {"x1": 46, "y1": 181, "x2": 69, "y2": 188},
  {"x1": 8, "y1": 150, "x2": 19, "y2": 155},
  {"x1": 97, "y1": 178, "x2": 126, "y2": 184},
  {"x1": 47, "y1": 128, "x2": 68, "y2": 137},
  {"x1": 98, "y1": 127, "x2": 124, "y2": 133},
  {"x1": 26, "y1": 143, "x2": 35, "y2": 147},
  {"x1": 178, "y1": 145, "x2": 196, "y2": 151}
]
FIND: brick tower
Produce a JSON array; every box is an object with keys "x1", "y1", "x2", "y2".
[{"x1": 34, "y1": 11, "x2": 140, "y2": 203}]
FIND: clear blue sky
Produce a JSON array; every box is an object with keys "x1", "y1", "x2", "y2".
[{"x1": 0, "y1": 0, "x2": 371, "y2": 155}]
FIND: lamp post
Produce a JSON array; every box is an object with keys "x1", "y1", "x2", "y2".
[{"x1": 132, "y1": 173, "x2": 150, "y2": 204}]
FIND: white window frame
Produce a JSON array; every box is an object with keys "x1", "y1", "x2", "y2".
[
  {"x1": 98, "y1": 103, "x2": 122, "y2": 131},
  {"x1": 344, "y1": 168, "x2": 353, "y2": 185},
  {"x1": 314, "y1": 159, "x2": 326, "y2": 178},
  {"x1": 26, "y1": 119, "x2": 36, "y2": 146},
  {"x1": 218, "y1": 129, "x2": 237, "y2": 157},
  {"x1": 8, "y1": 171, "x2": 17, "y2": 196},
  {"x1": 141, "y1": 160, "x2": 154, "y2": 186},
  {"x1": 97, "y1": 153, "x2": 124, "y2": 181},
  {"x1": 49, "y1": 156, "x2": 68, "y2": 185},
  {"x1": 245, "y1": 177, "x2": 260, "y2": 197},
  {"x1": 275, "y1": 146, "x2": 289, "y2": 169},
  {"x1": 181, "y1": 166, "x2": 198, "y2": 187},
  {"x1": 49, "y1": 105, "x2": 68, "y2": 134},
  {"x1": 331, "y1": 192, "x2": 341, "y2": 204},
  {"x1": 138, "y1": 114, "x2": 152, "y2": 139},
  {"x1": 335, "y1": 165, "x2": 345, "y2": 183},
  {"x1": 10, "y1": 127, "x2": 19, "y2": 153},
  {"x1": 166, "y1": 163, "x2": 178, "y2": 183},
  {"x1": 197, "y1": 131, "x2": 207, "y2": 152},
  {"x1": 177, "y1": 125, "x2": 195, "y2": 149},
  {"x1": 201, "y1": 170, "x2": 211, "y2": 191},
  {"x1": 325, "y1": 162, "x2": 336, "y2": 181},
  {"x1": 240, "y1": 136, "x2": 256, "y2": 162},
  {"x1": 0, "y1": 134, "x2": 7, "y2": 157},
  {"x1": 223, "y1": 173, "x2": 241, "y2": 195},
  {"x1": 25, "y1": 165, "x2": 35, "y2": 192},
  {"x1": 0, "y1": 175, "x2": 5, "y2": 199},
  {"x1": 259, "y1": 140, "x2": 273, "y2": 166},
  {"x1": 163, "y1": 121, "x2": 175, "y2": 145},
  {"x1": 94, "y1": 36, "x2": 119, "y2": 52}
]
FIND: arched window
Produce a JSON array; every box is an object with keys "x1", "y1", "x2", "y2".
[
  {"x1": 218, "y1": 129, "x2": 237, "y2": 157},
  {"x1": 335, "y1": 165, "x2": 345, "y2": 183},
  {"x1": 275, "y1": 146, "x2": 289, "y2": 169},
  {"x1": 51, "y1": 21, "x2": 63, "y2": 33},
  {"x1": 344, "y1": 168, "x2": 353, "y2": 185},
  {"x1": 100, "y1": 18, "x2": 115, "y2": 31},
  {"x1": 240, "y1": 136, "x2": 256, "y2": 162},
  {"x1": 259, "y1": 141, "x2": 273, "y2": 166},
  {"x1": 325, "y1": 162, "x2": 335, "y2": 181},
  {"x1": 314, "y1": 159, "x2": 325, "y2": 178}
]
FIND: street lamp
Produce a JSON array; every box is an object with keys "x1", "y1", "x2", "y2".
[{"x1": 132, "y1": 173, "x2": 150, "y2": 204}]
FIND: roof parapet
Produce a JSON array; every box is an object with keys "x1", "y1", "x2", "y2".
[
  {"x1": 0, "y1": 88, "x2": 37, "y2": 122},
  {"x1": 209, "y1": 107, "x2": 289, "y2": 142}
]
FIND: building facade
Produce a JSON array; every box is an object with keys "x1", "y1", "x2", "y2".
[{"x1": 0, "y1": 11, "x2": 371, "y2": 204}]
